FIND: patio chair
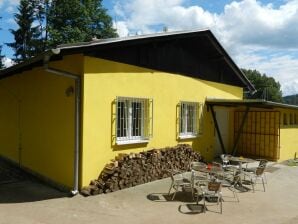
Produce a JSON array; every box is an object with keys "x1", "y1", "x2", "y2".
[
  {"x1": 190, "y1": 162, "x2": 208, "y2": 197},
  {"x1": 220, "y1": 154, "x2": 238, "y2": 173},
  {"x1": 211, "y1": 162, "x2": 239, "y2": 202},
  {"x1": 244, "y1": 159, "x2": 268, "y2": 184},
  {"x1": 243, "y1": 166, "x2": 266, "y2": 192},
  {"x1": 167, "y1": 170, "x2": 192, "y2": 200},
  {"x1": 196, "y1": 180, "x2": 223, "y2": 214}
]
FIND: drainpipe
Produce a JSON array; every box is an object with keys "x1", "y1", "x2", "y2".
[{"x1": 43, "y1": 49, "x2": 80, "y2": 195}]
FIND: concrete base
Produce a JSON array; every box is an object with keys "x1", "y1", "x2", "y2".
[{"x1": 0, "y1": 162, "x2": 298, "y2": 224}]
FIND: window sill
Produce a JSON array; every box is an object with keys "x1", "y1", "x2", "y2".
[
  {"x1": 178, "y1": 135, "x2": 198, "y2": 140},
  {"x1": 116, "y1": 139, "x2": 149, "y2": 145}
]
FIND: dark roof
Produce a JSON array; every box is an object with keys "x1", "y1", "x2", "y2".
[
  {"x1": 0, "y1": 29, "x2": 255, "y2": 93},
  {"x1": 206, "y1": 98, "x2": 298, "y2": 110}
]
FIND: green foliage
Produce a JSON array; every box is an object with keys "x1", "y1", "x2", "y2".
[
  {"x1": 0, "y1": 16, "x2": 4, "y2": 69},
  {"x1": 5, "y1": 0, "x2": 117, "y2": 63},
  {"x1": 283, "y1": 94, "x2": 298, "y2": 105},
  {"x1": 242, "y1": 68, "x2": 283, "y2": 102},
  {"x1": 47, "y1": 0, "x2": 117, "y2": 47},
  {"x1": 6, "y1": 0, "x2": 44, "y2": 63}
]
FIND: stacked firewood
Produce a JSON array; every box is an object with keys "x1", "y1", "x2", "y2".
[{"x1": 81, "y1": 144, "x2": 202, "y2": 196}]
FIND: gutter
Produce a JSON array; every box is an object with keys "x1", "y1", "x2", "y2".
[{"x1": 43, "y1": 49, "x2": 81, "y2": 196}]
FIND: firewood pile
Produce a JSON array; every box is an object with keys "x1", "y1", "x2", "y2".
[{"x1": 81, "y1": 144, "x2": 202, "y2": 196}]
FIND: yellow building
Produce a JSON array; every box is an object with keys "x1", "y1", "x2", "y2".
[{"x1": 0, "y1": 29, "x2": 297, "y2": 194}]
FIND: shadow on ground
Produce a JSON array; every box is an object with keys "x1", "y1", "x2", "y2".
[
  {"x1": 0, "y1": 159, "x2": 68, "y2": 204},
  {"x1": 147, "y1": 191, "x2": 195, "y2": 203},
  {"x1": 0, "y1": 180, "x2": 68, "y2": 204}
]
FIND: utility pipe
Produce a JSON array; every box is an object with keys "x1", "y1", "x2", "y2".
[{"x1": 43, "y1": 49, "x2": 81, "y2": 195}]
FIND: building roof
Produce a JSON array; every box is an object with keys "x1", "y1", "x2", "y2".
[
  {"x1": 0, "y1": 29, "x2": 255, "y2": 93},
  {"x1": 206, "y1": 98, "x2": 298, "y2": 110}
]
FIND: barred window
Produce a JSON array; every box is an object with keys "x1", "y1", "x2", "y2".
[
  {"x1": 179, "y1": 101, "x2": 203, "y2": 138},
  {"x1": 116, "y1": 97, "x2": 152, "y2": 144}
]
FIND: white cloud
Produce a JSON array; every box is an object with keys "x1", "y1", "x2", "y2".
[
  {"x1": 113, "y1": 0, "x2": 298, "y2": 95},
  {"x1": 236, "y1": 51, "x2": 298, "y2": 95},
  {"x1": 5, "y1": 6, "x2": 15, "y2": 13},
  {"x1": 5, "y1": 18, "x2": 17, "y2": 27},
  {"x1": 0, "y1": 0, "x2": 19, "y2": 8},
  {"x1": 113, "y1": 21, "x2": 129, "y2": 37},
  {"x1": 3, "y1": 57, "x2": 14, "y2": 68}
]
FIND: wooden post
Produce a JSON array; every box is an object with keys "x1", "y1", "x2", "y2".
[
  {"x1": 232, "y1": 106, "x2": 250, "y2": 156},
  {"x1": 210, "y1": 105, "x2": 226, "y2": 155}
]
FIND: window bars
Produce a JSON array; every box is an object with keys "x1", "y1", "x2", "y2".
[
  {"x1": 116, "y1": 97, "x2": 153, "y2": 144},
  {"x1": 179, "y1": 101, "x2": 203, "y2": 138}
]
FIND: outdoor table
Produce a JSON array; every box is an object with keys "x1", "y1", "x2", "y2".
[
  {"x1": 191, "y1": 165, "x2": 224, "y2": 185},
  {"x1": 229, "y1": 156, "x2": 256, "y2": 191}
]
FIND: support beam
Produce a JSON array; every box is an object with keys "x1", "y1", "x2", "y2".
[
  {"x1": 232, "y1": 106, "x2": 250, "y2": 156},
  {"x1": 210, "y1": 105, "x2": 226, "y2": 155}
]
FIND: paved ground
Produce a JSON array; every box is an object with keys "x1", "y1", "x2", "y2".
[{"x1": 0, "y1": 162, "x2": 298, "y2": 224}]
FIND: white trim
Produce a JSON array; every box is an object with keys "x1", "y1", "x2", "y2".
[
  {"x1": 116, "y1": 139, "x2": 149, "y2": 145},
  {"x1": 178, "y1": 134, "x2": 198, "y2": 139},
  {"x1": 116, "y1": 97, "x2": 151, "y2": 142}
]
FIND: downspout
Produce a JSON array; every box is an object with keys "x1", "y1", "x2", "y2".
[{"x1": 43, "y1": 49, "x2": 80, "y2": 195}]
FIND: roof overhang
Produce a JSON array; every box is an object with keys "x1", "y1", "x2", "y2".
[
  {"x1": 206, "y1": 98, "x2": 298, "y2": 110},
  {"x1": 0, "y1": 29, "x2": 255, "y2": 93}
]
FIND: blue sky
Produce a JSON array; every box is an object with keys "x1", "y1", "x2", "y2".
[{"x1": 1, "y1": 0, "x2": 298, "y2": 95}]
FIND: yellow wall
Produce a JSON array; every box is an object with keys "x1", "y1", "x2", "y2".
[
  {"x1": 0, "y1": 54, "x2": 83, "y2": 188},
  {"x1": 279, "y1": 108, "x2": 298, "y2": 161},
  {"x1": 81, "y1": 56, "x2": 243, "y2": 186}
]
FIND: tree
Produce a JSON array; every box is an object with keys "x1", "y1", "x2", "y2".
[
  {"x1": 47, "y1": 0, "x2": 117, "y2": 47},
  {"x1": 83, "y1": 0, "x2": 118, "y2": 39},
  {"x1": 0, "y1": 46, "x2": 5, "y2": 69},
  {"x1": 242, "y1": 69, "x2": 283, "y2": 102},
  {"x1": 6, "y1": 0, "x2": 44, "y2": 63},
  {"x1": 0, "y1": 16, "x2": 5, "y2": 69}
]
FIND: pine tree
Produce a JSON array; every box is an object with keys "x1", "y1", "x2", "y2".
[
  {"x1": 83, "y1": 0, "x2": 118, "y2": 40},
  {"x1": 47, "y1": 0, "x2": 88, "y2": 47},
  {"x1": 47, "y1": 0, "x2": 117, "y2": 47},
  {"x1": 6, "y1": 0, "x2": 44, "y2": 63}
]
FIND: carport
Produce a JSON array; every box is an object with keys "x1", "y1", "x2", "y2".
[{"x1": 206, "y1": 98, "x2": 298, "y2": 161}]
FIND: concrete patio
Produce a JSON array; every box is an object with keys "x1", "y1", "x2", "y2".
[{"x1": 0, "y1": 162, "x2": 297, "y2": 224}]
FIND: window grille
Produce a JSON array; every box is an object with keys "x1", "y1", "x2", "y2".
[
  {"x1": 179, "y1": 101, "x2": 203, "y2": 138},
  {"x1": 116, "y1": 97, "x2": 152, "y2": 144}
]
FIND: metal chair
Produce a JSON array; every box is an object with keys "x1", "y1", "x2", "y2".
[
  {"x1": 211, "y1": 162, "x2": 239, "y2": 202},
  {"x1": 244, "y1": 159, "x2": 268, "y2": 184},
  {"x1": 167, "y1": 170, "x2": 192, "y2": 200},
  {"x1": 190, "y1": 162, "x2": 208, "y2": 197},
  {"x1": 196, "y1": 180, "x2": 223, "y2": 214},
  {"x1": 220, "y1": 154, "x2": 238, "y2": 174},
  {"x1": 244, "y1": 166, "x2": 266, "y2": 192}
]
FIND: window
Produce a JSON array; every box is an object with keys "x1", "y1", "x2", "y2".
[
  {"x1": 283, "y1": 113, "x2": 288, "y2": 125},
  {"x1": 290, "y1": 113, "x2": 293, "y2": 125},
  {"x1": 179, "y1": 101, "x2": 203, "y2": 138},
  {"x1": 116, "y1": 97, "x2": 152, "y2": 144}
]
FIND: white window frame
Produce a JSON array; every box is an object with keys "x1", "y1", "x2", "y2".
[
  {"x1": 179, "y1": 101, "x2": 203, "y2": 139},
  {"x1": 116, "y1": 97, "x2": 152, "y2": 145}
]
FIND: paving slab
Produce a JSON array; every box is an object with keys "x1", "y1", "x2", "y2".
[{"x1": 0, "y1": 162, "x2": 298, "y2": 224}]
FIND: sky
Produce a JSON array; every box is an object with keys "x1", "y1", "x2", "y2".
[{"x1": 0, "y1": 0, "x2": 298, "y2": 96}]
